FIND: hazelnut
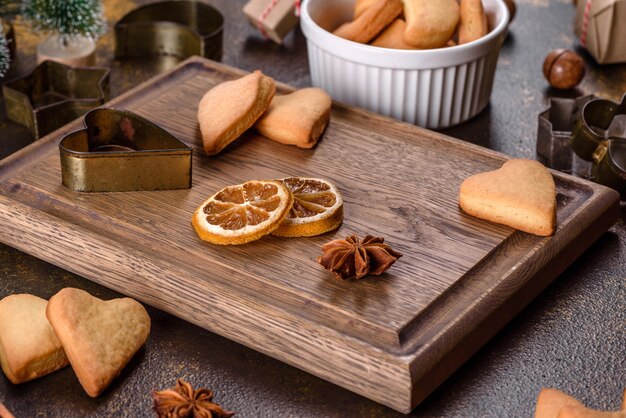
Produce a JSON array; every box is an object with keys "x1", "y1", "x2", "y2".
[{"x1": 543, "y1": 49, "x2": 585, "y2": 90}]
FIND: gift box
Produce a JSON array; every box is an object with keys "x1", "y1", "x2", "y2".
[
  {"x1": 575, "y1": 0, "x2": 626, "y2": 64},
  {"x1": 243, "y1": 0, "x2": 300, "y2": 44}
]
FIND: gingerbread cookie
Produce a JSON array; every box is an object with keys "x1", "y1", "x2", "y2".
[
  {"x1": 354, "y1": 0, "x2": 378, "y2": 18},
  {"x1": 459, "y1": 0, "x2": 489, "y2": 45},
  {"x1": 459, "y1": 159, "x2": 557, "y2": 236},
  {"x1": 403, "y1": 0, "x2": 460, "y2": 49},
  {"x1": 535, "y1": 388, "x2": 626, "y2": 418},
  {"x1": 535, "y1": 389, "x2": 585, "y2": 418},
  {"x1": 198, "y1": 70, "x2": 276, "y2": 155},
  {"x1": 0, "y1": 294, "x2": 68, "y2": 384},
  {"x1": 255, "y1": 88, "x2": 332, "y2": 148},
  {"x1": 0, "y1": 403, "x2": 15, "y2": 418},
  {"x1": 333, "y1": 0, "x2": 403, "y2": 44},
  {"x1": 371, "y1": 20, "x2": 417, "y2": 49},
  {"x1": 46, "y1": 288, "x2": 150, "y2": 397}
]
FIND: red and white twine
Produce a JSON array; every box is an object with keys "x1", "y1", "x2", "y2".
[
  {"x1": 258, "y1": 0, "x2": 301, "y2": 39},
  {"x1": 580, "y1": 0, "x2": 593, "y2": 47}
]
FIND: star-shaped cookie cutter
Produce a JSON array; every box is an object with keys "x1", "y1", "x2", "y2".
[
  {"x1": 114, "y1": 0, "x2": 224, "y2": 62},
  {"x1": 2, "y1": 60, "x2": 109, "y2": 139},
  {"x1": 571, "y1": 93, "x2": 626, "y2": 198},
  {"x1": 537, "y1": 95, "x2": 595, "y2": 175},
  {"x1": 59, "y1": 107, "x2": 192, "y2": 193}
]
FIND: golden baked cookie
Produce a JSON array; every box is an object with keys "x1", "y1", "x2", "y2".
[
  {"x1": 254, "y1": 88, "x2": 332, "y2": 149},
  {"x1": 0, "y1": 402, "x2": 14, "y2": 418},
  {"x1": 46, "y1": 288, "x2": 150, "y2": 397},
  {"x1": 459, "y1": 159, "x2": 557, "y2": 236},
  {"x1": 535, "y1": 388, "x2": 586, "y2": 418},
  {"x1": 534, "y1": 388, "x2": 626, "y2": 418},
  {"x1": 197, "y1": 70, "x2": 276, "y2": 155},
  {"x1": 333, "y1": 0, "x2": 403, "y2": 44},
  {"x1": 371, "y1": 19, "x2": 417, "y2": 49},
  {"x1": 0, "y1": 294, "x2": 68, "y2": 384},
  {"x1": 403, "y1": 0, "x2": 460, "y2": 49},
  {"x1": 354, "y1": 0, "x2": 378, "y2": 18},
  {"x1": 459, "y1": 0, "x2": 489, "y2": 44}
]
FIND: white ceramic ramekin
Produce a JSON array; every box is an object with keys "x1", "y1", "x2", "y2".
[{"x1": 300, "y1": 0, "x2": 510, "y2": 129}]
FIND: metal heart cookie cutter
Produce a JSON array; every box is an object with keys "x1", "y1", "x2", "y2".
[
  {"x1": 59, "y1": 108, "x2": 192, "y2": 193},
  {"x1": 571, "y1": 94, "x2": 626, "y2": 199},
  {"x1": 114, "y1": 0, "x2": 224, "y2": 62},
  {"x1": 2, "y1": 60, "x2": 109, "y2": 139}
]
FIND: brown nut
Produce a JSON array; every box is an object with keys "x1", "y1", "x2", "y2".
[{"x1": 543, "y1": 49, "x2": 585, "y2": 90}]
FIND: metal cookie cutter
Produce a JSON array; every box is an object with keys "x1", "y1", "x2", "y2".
[
  {"x1": 537, "y1": 95, "x2": 595, "y2": 176},
  {"x1": 571, "y1": 94, "x2": 626, "y2": 198},
  {"x1": 59, "y1": 108, "x2": 192, "y2": 193},
  {"x1": 115, "y1": 0, "x2": 224, "y2": 62},
  {"x1": 2, "y1": 60, "x2": 109, "y2": 139}
]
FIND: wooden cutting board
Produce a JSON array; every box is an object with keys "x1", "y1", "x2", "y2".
[{"x1": 0, "y1": 57, "x2": 619, "y2": 413}]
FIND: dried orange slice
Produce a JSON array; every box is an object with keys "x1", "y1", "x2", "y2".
[
  {"x1": 272, "y1": 177, "x2": 343, "y2": 237},
  {"x1": 192, "y1": 180, "x2": 294, "y2": 245}
]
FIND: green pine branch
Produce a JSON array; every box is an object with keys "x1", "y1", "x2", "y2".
[{"x1": 22, "y1": 0, "x2": 105, "y2": 41}]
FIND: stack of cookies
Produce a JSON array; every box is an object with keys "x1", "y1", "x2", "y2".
[
  {"x1": 333, "y1": 0, "x2": 490, "y2": 49},
  {"x1": 0, "y1": 288, "x2": 150, "y2": 397},
  {"x1": 197, "y1": 70, "x2": 332, "y2": 155}
]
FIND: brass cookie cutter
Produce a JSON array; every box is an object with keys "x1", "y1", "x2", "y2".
[
  {"x1": 2, "y1": 60, "x2": 109, "y2": 139},
  {"x1": 114, "y1": 0, "x2": 224, "y2": 62},
  {"x1": 60, "y1": 108, "x2": 192, "y2": 192},
  {"x1": 571, "y1": 94, "x2": 626, "y2": 198}
]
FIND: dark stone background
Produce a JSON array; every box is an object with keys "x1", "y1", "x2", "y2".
[{"x1": 0, "y1": 0, "x2": 624, "y2": 416}]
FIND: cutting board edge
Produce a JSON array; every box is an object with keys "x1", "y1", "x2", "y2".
[
  {"x1": 0, "y1": 173, "x2": 618, "y2": 415},
  {"x1": 406, "y1": 185, "x2": 620, "y2": 409},
  {"x1": 0, "y1": 194, "x2": 417, "y2": 412}
]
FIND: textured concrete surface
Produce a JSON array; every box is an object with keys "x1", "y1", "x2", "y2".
[{"x1": 0, "y1": 0, "x2": 625, "y2": 417}]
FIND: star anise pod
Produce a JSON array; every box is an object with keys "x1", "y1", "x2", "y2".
[
  {"x1": 153, "y1": 379, "x2": 235, "y2": 418},
  {"x1": 317, "y1": 235, "x2": 402, "y2": 280}
]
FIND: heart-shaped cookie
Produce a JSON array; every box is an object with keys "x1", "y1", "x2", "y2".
[
  {"x1": 197, "y1": 70, "x2": 276, "y2": 156},
  {"x1": 459, "y1": 159, "x2": 557, "y2": 236},
  {"x1": 535, "y1": 388, "x2": 626, "y2": 418},
  {"x1": 254, "y1": 88, "x2": 332, "y2": 149},
  {"x1": 46, "y1": 288, "x2": 150, "y2": 397},
  {"x1": 0, "y1": 294, "x2": 69, "y2": 384}
]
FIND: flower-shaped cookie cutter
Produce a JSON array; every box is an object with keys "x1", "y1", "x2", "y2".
[
  {"x1": 59, "y1": 108, "x2": 192, "y2": 193},
  {"x1": 114, "y1": 0, "x2": 224, "y2": 62},
  {"x1": 2, "y1": 60, "x2": 109, "y2": 139},
  {"x1": 571, "y1": 93, "x2": 626, "y2": 198}
]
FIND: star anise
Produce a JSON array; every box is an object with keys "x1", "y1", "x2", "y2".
[
  {"x1": 153, "y1": 379, "x2": 235, "y2": 418},
  {"x1": 317, "y1": 235, "x2": 402, "y2": 280}
]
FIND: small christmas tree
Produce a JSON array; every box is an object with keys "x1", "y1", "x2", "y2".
[
  {"x1": 0, "y1": 23, "x2": 10, "y2": 78},
  {"x1": 22, "y1": 0, "x2": 105, "y2": 45}
]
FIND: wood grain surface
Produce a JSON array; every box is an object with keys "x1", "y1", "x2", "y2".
[{"x1": 0, "y1": 57, "x2": 620, "y2": 413}]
